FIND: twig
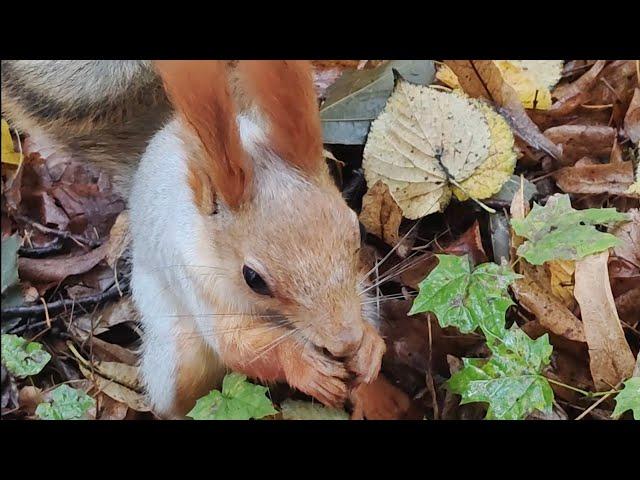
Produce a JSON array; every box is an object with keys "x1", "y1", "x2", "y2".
[
  {"x1": 15, "y1": 214, "x2": 103, "y2": 248},
  {"x1": 1, "y1": 281, "x2": 128, "y2": 321}
]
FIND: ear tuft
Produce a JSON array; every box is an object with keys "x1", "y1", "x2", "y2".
[
  {"x1": 154, "y1": 60, "x2": 251, "y2": 210},
  {"x1": 237, "y1": 61, "x2": 323, "y2": 174}
]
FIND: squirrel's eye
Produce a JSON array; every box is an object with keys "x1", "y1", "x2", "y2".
[{"x1": 242, "y1": 265, "x2": 271, "y2": 296}]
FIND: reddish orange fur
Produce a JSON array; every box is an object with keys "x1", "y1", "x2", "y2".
[
  {"x1": 154, "y1": 60, "x2": 251, "y2": 210},
  {"x1": 237, "y1": 60, "x2": 323, "y2": 174}
]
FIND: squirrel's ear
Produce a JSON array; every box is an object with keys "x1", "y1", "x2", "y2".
[
  {"x1": 154, "y1": 60, "x2": 251, "y2": 211},
  {"x1": 237, "y1": 60, "x2": 323, "y2": 174}
]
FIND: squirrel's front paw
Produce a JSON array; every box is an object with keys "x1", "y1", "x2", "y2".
[
  {"x1": 347, "y1": 322, "x2": 386, "y2": 385},
  {"x1": 284, "y1": 343, "x2": 350, "y2": 408}
]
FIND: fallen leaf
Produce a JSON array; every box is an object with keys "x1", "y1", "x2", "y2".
[
  {"x1": 1, "y1": 119, "x2": 22, "y2": 166},
  {"x1": 587, "y1": 60, "x2": 638, "y2": 126},
  {"x1": 511, "y1": 276, "x2": 585, "y2": 343},
  {"x1": 78, "y1": 363, "x2": 151, "y2": 413},
  {"x1": 363, "y1": 82, "x2": 517, "y2": 218},
  {"x1": 35, "y1": 384, "x2": 95, "y2": 420},
  {"x1": 438, "y1": 221, "x2": 488, "y2": 266},
  {"x1": 547, "y1": 61, "x2": 607, "y2": 116},
  {"x1": 1, "y1": 234, "x2": 20, "y2": 294},
  {"x1": 624, "y1": 88, "x2": 640, "y2": 145},
  {"x1": 612, "y1": 377, "x2": 640, "y2": 420},
  {"x1": 543, "y1": 125, "x2": 615, "y2": 166},
  {"x1": 445, "y1": 60, "x2": 562, "y2": 160},
  {"x1": 95, "y1": 392, "x2": 129, "y2": 420},
  {"x1": 554, "y1": 161, "x2": 637, "y2": 196},
  {"x1": 615, "y1": 287, "x2": 640, "y2": 326},
  {"x1": 359, "y1": 181, "x2": 403, "y2": 246},
  {"x1": 511, "y1": 193, "x2": 629, "y2": 265},
  {"x1": 18, "y1": 241, "x2": 109, "y2": 283},
  {"x1": 321, "y1": 60, "x2": 435, "y2": 145},
  {"x1": 1, "y1": 334, "x2": 51, "y2": 378},
  {"x1": 610, "y1": 208, "x2": 640, "y2": 266},
  {"x1": 70, "y1": 297, "x2": 136, "y2": 337},
  {"x1": 574, "y1": 251, "x2": 636, "y2": 390},
  {"x1": 547, "y1": 260, "x2": 576, "y2": 308}
]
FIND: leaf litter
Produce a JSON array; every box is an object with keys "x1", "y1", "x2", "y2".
[{"x1": 2, "y1": 59, "x2": 639, "y2": 420}]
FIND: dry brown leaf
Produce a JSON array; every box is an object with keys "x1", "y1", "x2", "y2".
[
  {"x1": 78, "y1": 364, "x2": 151, "y2": 412},
  {"x1": 438, "y1": 221, "x2": 488, "y2": 266},
  {"x1": 547, "y1": 61, "x2": 607, "y2": 116},
  {"x1": 398, "y1": 252, "x2": 438, "y2": 290},
  {"x1": 554, "y1": 161, "x2": 636, "y2": 196},
  {"x1": 18, "y1": 241, "x2": 109, "y2": 283},
  {"x1": 359, "y1": 180, "x2": 403, "y2": 246},
  {"x1": 445, "y1": 60, "x2": 562, "y2": 160},
  {"x1": 96, "y1": 392, "x2": 129, "y2": 420},
  {"x1": 625, "y1": 88, "x2": 640, "y2": 145},
  {"x1": 543, "y1": 125, "x2": 615, "y2": 166},
  {"x1": 84, "y1": 337, "x2": 138, "y2": 365},
  {"x1": 615, "y1": 287, "x2": 640, "y2": 326},
  {"x1": 511, "y1": 275, "x2": 585, "y2": 343},
  {"x1": 574, "y1": 251, "x2": 636, "y2": 390},
  {"x1": 106, "y1": 210, "x2": 131, "y2": 268},
  {"x1": 588, "y1": 60, "x2": 638, "y2": 126},
  {"x1": 611, "y1": 208, "x2": 640, "y2": 266},
  {"x1": 71, "y1": 297, "x2": 136, "y2": 337}
]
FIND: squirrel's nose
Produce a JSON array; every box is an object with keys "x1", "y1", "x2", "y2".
[{"x1": 325, "y1": 324, "x2": 364, "y2": 357}]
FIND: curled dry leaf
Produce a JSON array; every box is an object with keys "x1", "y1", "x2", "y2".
[
  {"x1": 437, "y1": 221, "x2": 488, "y2": 266},
  {"x1": 359, "y1": 180, "x2": 403, "y2": 246},
  {"x1": 444, "y1": 60, "x2": 562, "y2": 161},
  {"x1": 78, "y1": 363, "x2": 151, "y2": 413},
  {"x1": 574, "y1": 251, "x2": 636, "y2": 390},
  {"x1": 554, "y1": 161, "x2": 637, "y2": 196},
  {"x1": 547, "y1": 61, "x2": 607, "y2": 116},
  {"x1": 511, "y1": 275, "x2": 585, "y2": 343},
  {"x1": 543, "y1": 125, "x2": 615, "y2": 166},
  {"x1": 18, "y1": 241, "x2": 109, "y2": 284}
]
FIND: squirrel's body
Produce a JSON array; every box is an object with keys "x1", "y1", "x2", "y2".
[
  {"x1": 2, "y1": 60, "x2": 385, "y2": 418},
  {"x1": 1, "y1": 60, "x2": 170, "y2": 196}
]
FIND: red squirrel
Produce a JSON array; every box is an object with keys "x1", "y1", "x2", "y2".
[{"x1": 2, "y1": 60, "x2": 386, "y2": 418}]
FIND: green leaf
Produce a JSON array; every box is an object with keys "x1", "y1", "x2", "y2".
[
  {"x1": 511, "y1": 193, "x2": 629, "y2": 265},
  {"x1": 187, "y1": 373, "x2": 277, "y2": 420},
  {"x1": 1, "y1": 234, "x2": 20, "y2": 294},
  {"x1": 320, "y1": 60, "x2": 435, "y2": 145},
  {"x1": 280, "y1": 400, "x2": 349, "y2": 420},
  {"x1": 1, "y1": 334, "x2": 51, "y2": 377},
  {"x1": 35, "y1": 384, "x2": 95, "y2": 420},
  {"x1": 408, "y1": 254, "x2": 521, "y2": 338},
  {"x1": 447, "y1": 327, "x2": 554, "y2": 420},
  {"x1": 612, "y1": 377, "x2": 640, "y2": 420}
]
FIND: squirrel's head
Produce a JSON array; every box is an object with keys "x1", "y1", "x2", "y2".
[{"x1": 155, "y1": 60, "x2": 377, "y2": 358}]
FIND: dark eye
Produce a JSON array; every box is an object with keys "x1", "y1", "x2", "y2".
[{"x1": 242, "y1": 265, "x2": 271, "y2": 296}]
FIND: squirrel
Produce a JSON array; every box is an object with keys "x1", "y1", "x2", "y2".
[{"x1": 2, "y1": 60, "x2": 386, "y2": 418}]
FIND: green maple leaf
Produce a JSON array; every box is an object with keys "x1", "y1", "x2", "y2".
[
  {"x1": 187, "y1": 373, "x2": 277, "y2": 420},
  {"x1": 1, "y1": 334, "x2": 51, "y2": 378},
  {"x1": 408, "y1": 254, "x2": 521, "y2": 338},
  {"x1": 511, "y1": 193, "x2": 629, "y2": 265},
  {"x1": 448, "y1": 327, "x2": 554, "y2": 420},
  {"x1": 35, "y1": 385, "x2": 95, "y2": 420},
  {"x1": 612, "y1": 377, "x2": 640, "y2": 420},
  {"x1": 280, "y1": 400, "x2": 349, "y2": 420}
]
